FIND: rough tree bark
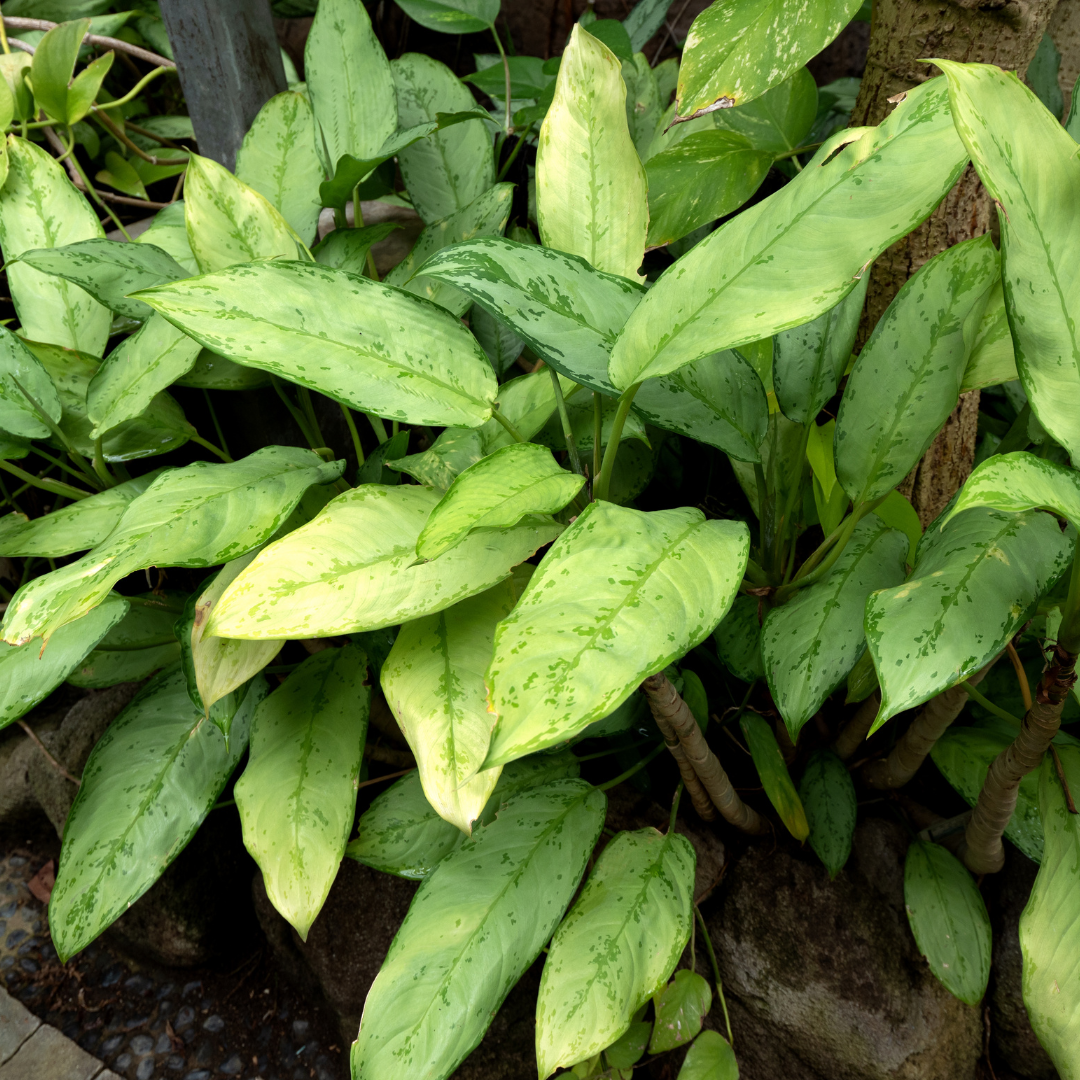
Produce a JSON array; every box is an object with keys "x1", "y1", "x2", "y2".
[{"x1": 852, "y1": 0, "x2": 1061, "y2": 527}]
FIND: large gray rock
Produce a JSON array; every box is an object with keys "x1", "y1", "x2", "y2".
[
  {"x1": 0, "y1": 706, "x2": 68, "y2": 827},
  {"x1": 703, "y1": 817, "x2": 983, "y2": 1080}
]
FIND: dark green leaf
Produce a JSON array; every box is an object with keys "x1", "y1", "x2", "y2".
[
  {"x1": 649, "y1": 970, "x2": 712, "y2": 1053},
  {"x1": 740, "y1": 712, "x2": 808, "y2": 840},
  {"x1": 799, "y1": 749, "x2": 857, "y2": 877}
]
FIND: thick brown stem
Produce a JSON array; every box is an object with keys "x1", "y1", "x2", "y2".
[
  {"x1": 864, "y1": 659, "x2": 995, "y2": 789},
  {"x1": 834, "y1": 692, "x2": 880, "y2": 761},
  {"x1": 647, "y1": 697, "x2": 717, "y2": 822},
  {"x1": 959, "y1": 645, "x2": 1078, "y2": 874},
  {"x1": 642, "y1": 674, "x2": 767, "y2": 835}
]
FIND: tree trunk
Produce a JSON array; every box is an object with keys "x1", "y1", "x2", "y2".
[
  {"x1": 1050, "y1": 0, "x2": 1080, "y2": 117},
  {"x1": 852, "y1": 0, "x2": 1061, "y2": 527}
]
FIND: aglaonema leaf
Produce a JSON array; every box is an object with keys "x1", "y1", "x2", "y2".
[
  {"x1": 235, "y1": 644, "x2": 370, "y2": 939},
  {"x1": 393, "y1": 0, "x2": 499, "y2": 35},
  {"x1": 0, "y1": 323, "x2": 63, "y2": 439},
  {"x1": 609, "y1": 78, "x2": 968, "y2": 388},
  {"x1": 799, "y1": 749, "x2": 857, "y2": 878},
  {"x1": 352, "y1": 780, "x2": 606, "y2": 1080},
  {"x1": 345, "y1": 752, "x2": 581, "y2": 879},
  {"x1": 0, "y1": 447, "x2": 343, "y2": 645},
  {"x1": 49, "y1": 667, "x2": 266, "y2": 961},
  {"x1": 136, "y1": 261, "x2": 499, "y2": 428},
  {"x1": 536, "y1": 828, "x2": 696, "y2": 1077},
  {"x1": 206, "y1": 484, "x2": 560, "y2": 639},
  {"x1": 484, "y1": 502, "x2": 749, "y2": 767},
  {"x1": 740, "y1": 712, "x2": 808, "y2": 840},
  {"x1": 961, "y1": 277, "x2": 1017, "y2": 391}
]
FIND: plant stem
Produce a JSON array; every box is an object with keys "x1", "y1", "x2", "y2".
[
  {"x1": 1006, "y1": 641, "x2": 1033, "y2": 711},
  {"x1": 297, "y1": 387, "x2": 326, "y2": 447},
  {"x1": 91, "y1": 436, "x2": 116, "y2": 487},
  {"x1": 340, "y1": 403, "x2": 365, "y2": 471},
  {"x1": 573, "y1": 738, "x2": 653, "y2": 762},
  {"x1": 594, "y1": 383, "x2": 641, "y2": 502},
  {"x1": 187, "y1": 430, "x2": 232, "y2": 462},
  {"x1": 668, "y1": 780, "x2": 684, "y2": 833},
  {"x1": 490, "y1": 407, "x2": 526, "y2": 443},
  {"x1": 0, "y1": 461, "x2": 92, "y2": 501},
  {"x1": 695, "y1": 905, "x2": 734, "y2": 1047},
  {"x1": 92, "y1": 64, "x2": 171, "y2": 111},
  {"x1": 91, "y1": 108, "x2": 188, "y2": 165},
  {"x1": 597, "y1": 742, "x2": 666, "y2": 791},
  {"x1": 202, "y1": 390, "x2": 230, "y2": 460},
  {"x1": 591, "y1": 392, "x2": 602, "y2": 490},
  {"x1": 366, "y1": 412, "x2": 389, "y2": 445},
  {"x1": 773, "y1": 141, "x2": 823, "y2": 162},
  {"x1": 549, "y1": 367, "x2": 584, "y2": 476},
  {"x1": 496, "y1": 123, "x2": 533, "y2": 181},
  {"x1": 490, "y1": 21, "x2": 513, "y2": 135},
  {"x1": 271, "y1": 376, "x2": 319, "y2": 450},
  {"x1": 960, "y1": 679, "x2": 1021, "y2": 726},
  {"x1": 62, "y1": 127, "x2": 132, "y2": 240},
  {"x1": 1058, "y1": 535, "x2": 1080, "y2": 654},
  {"x1": 352, "y1": 197, "x2": 381, "y2": 281}
]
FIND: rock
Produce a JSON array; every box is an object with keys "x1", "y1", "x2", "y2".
[
  {"x1": 0, "y1": 707, "x2": 67, "y2": 827},
  {"x1": 702, "y1": 818, "x2": 983, "y2": 1080},
  {"x1": 26, "y1": 683, "x2": 142, "y2": 837},
  {"x1": 987, "y1": 851, "x2": 1059, "y2": 1080}
]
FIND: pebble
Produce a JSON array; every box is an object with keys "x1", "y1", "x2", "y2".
[
  {"x1": 292, "y1": 1019, "x2": 310, "y2": 1040},
  {"x1": 202, "y1": 1013, "x2": 225, "y2": 1033},
  {"x1": 136, "y1": 1058, "x2": 155, "y2": 1080},
  {"x1": 102, "y1": 1035, "x2": 124, "y2": 1055},
  {"x1": 114, "y1": 1053, "x2": 133, "y2": 1071},
  {"x1": 181, "y1": 981, "x2": 202, "y2": 998},
  {"x1": 154, "y1": 1032, "x2": 172, "y2": 1054},
  {"x1": 175, "y1": 1005, "x2": 196, "y2": 1031},
  {"x1": 182, "y1": 1072, "x2": 210, "y2": 1080},
  {"x1": 130, "y1": 1033, "x2": 155, "y2": 1055},
  {"x1": 165, "y1": 1054, "x2": 186, "y2": 1071},
  {"x1": 219, "y1": 1054, "x2": 244, "y2": 1075},
  {"x1": 126, "y1": 974, "x2": 154, "y2": 994}
]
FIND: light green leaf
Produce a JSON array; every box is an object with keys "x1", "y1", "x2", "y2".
[
  {"x1": 175, "y1": 348, "x2": 271, "y2": 390},
  {"x1": 137, "y1": 261, "x2": 499, "y2": 429},
  {"x1": 904, "y1": 840, "x2": 991, "y2": 1005},
  {"x1": 95, "y1": 149, "x2": 147, "y2": 201},
  {"x1": 305, "y1": 0, "x2": 396, "y2": 171},
  {"x1": 799, "y1": 748, "x2": 857, "y2": 877},
  {"x1": 87, "y1": 314, "x2": 201, "y2": 437},
  {"x1": 866, "y1": 507, "x2": 1072, "y2": 732},
  {"x1": 346, "y1": 751, "x2": 580, "y2": 878},
  {"x1": 416, "y1": 444, "x2": 582, "y2": 561},
  {"x1": 183, "y1": 153, "x2": 309, "y2": 273},
  {"x1": 646, "y1": 132, "x2": 772, "y2": 248},
  {"x1": 392, "y1": 52, "x2": 496, "y2": 224},
  {"x1": 0, "y1": 594, "x2": 128, "y2": 730},
  {"x1": 313, "y1": 223, "x2": 400, "y2": 274},
  {"x1": 931, "y1": 724, "x2": 1043, "y2": 863},
  {"x1": 763, "y1": 518, "x2": 907, "y2": 738},
  {"x1": 961, "y1": 277, "x2": 1017, "y2": 391},
  {"x1": 537, "y1": 24, "x2": 648, "y2": 280},
  {"x1": 773, "y1": 276, "x2": 867, "y2": 424},
  {"x1": 393, "y1": 0, "x2": 499, "y2": 34},
  {"x1": 485, "y1": 502, "x2": 749, "y2": 767},
  {"x1": 871, "y1": 490, "x2": 922, "y2": 564},
  {"x1": 676, "y1": 0, "x2": 858, "y2": 117},
  {"x1": 536, "y1": 828, "x2": 695, "y2": 1077},
  {"x1": 381, "y1": 573, "x2": 532, "y2": 833},
  {"x1": 1020, "y1": 747, "x2": 1080, "y2": 1077},
  {"x1": 740, "y1": 712, "x2": 808, "y2": 840},
  {"x1": 136, "y1": 201, "x2": 198, "y2": 275},
  {"x1": 0, "y1": 471, "x2": 161, "y2": 557},
  {"x1": 836, "y1": 235, "x2": 998, "y2": 503},
  {"x1": 49, "y1": 666, "x2": 266, "y2": 961},
  {"x1": 66, "y1": 49, "x2": 113, "y2": 124},
  {"x1": 236, "y1": 644, "x2": 369, "y2": 939},
  {"x1": 208, "y1": 483, "x2": 559, "y2": 639},
  {"x1": 713, "y1": 594, "x2": 764, "y2": 682},
  {"x1": 15, "y1": 238, "x2": 189, "y2": 320},
  {"x1": 806, "y1": 419, "x2": 849, "y2": 538},
  {"x1": 0, "y1": 324, "x2": 62, "y2": 439},
  {"x1": 677, "y1": 1031, "x2": 738, "y2": 1080},
  {"x1": 471, "y1": 303, "x2": 524, "y2": 374},
  {"x1": 385, "y1": 183, "x2": 513, "y2": 316},
  {"x1": 235, "y1": 91, "x2": 323, "y2": 246},
  {"x1": 624, "y1": 0, "x2": 675, "y2": 52},
  {"x1": 610, "y1": 78, "x2": 968, "y2": 388},
  {"x1": 68, "y1": 592, "x2": 184, "y2": 689},
  {"x1": 649, "y1": 970, "x2": 712, "y2": 1054},
  {"x1": 1, "y1": 447, "x2": 342, "y2": 646},
  {"x1": 0, "y1": 53, "x2": 33, "y2": 124},
  {"x1": 28, "y1": 18, "x2": 89, "y2": 123},
  {"x1": 352, "y1": 780, "x2": 606, "y2": 1080},
  {"x1": 938, "y1": 61, "x2": 1080, "y2": 460},
  {"x1": 0, "y1": 136, "x2": 110, "y2": 355},
  {"x1": 623, "y1": 53, "x2": 662, "y2": 156}
]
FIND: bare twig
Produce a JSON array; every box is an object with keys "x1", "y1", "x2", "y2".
[
  {"x1": 17, "y1": 721, "x2": 81, "y2": 786},
  {"x1": 92, "y1": 109, "x2": 188, "y2": 165},
  {"x1": 2, "y1": 16, "x2": 175, "y2": 67}
]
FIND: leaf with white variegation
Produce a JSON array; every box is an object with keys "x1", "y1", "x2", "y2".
[
  {"x1": 537, "y1": 25, "x2": 648, "y2": 279},
  {"x1": 49, "y1": 667, "x2": 266, "y2": 961},
  {"x1": 136, "y1": 261, "x2": 498, "y2": 428},
  {"x1": 536, "y1": 828, "x2": 695, "y2": 1077},
  {"x1": 235, "y1": 644, "x2": 369, "y2": 939},
  {"x1": 0, "y1": 447, "x2": 342, "y2": 646},
  {"x1": 962, "y1": 277, "x2": 1016, "y2": 391},
  {"x1": 485, "y1": 502, "x2": 749, "y2": 767},
  {"x1": 207, "y1": 484, "x2": 560, "y2": 639},
  {"x1": 609, "y1": 78, "x2": 968, "y2": 388},
  {"x1": 866, "y1": 508, "x2": 1072, "y2": 732},
  {"x1": 937, "y1": 61, "x2": 1080, "y2": 462}
]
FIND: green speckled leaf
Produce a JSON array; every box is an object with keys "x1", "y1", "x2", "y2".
[
  {"x1": 235, "y1": 91, "x2": 324, "y2": 246},
  {"x1": 763, "y1": 518, "x2": 907, "y2": 738},
  {"x1": 136, "y1": 201, "x2": 198, "y2": 275},
  {"x1": 392, "y1": 52, "x2": 495, "y2": 225},
  {"x1": 835, "y1": 235, "x2": 998, "y2": 503},
  {"x1": 136, "y1": 261, "x2": 498, "y2": 428},
  {"x1": 0, "y1": 324, "x2": 62, "y2": 439},
  {"x1": 0, "y1": 447, "x2": 342, "y2": 646},
  {"x1": 207, "y1": 484, "x2": 560, "y2": 639},
  {"x1": 866, "y1": 508, "x2": 1072, "y2": 732},
  {"x1": 623, "y1": 53, "x2": 662, "y2": 156},
  {"x1": 799, "y1": 748, "x2": 857, "y2": 878},
  {"x1": 904, "y1": 840, "x2": 990, "y2": 1006},
  {"x1": 485, "y1": 502, "x2": 749, "y2": 767},
  {"x1": 0, "y1": 595, "x2": 128, "y2": 731},
  {"x1": 536, "y1": 828, "x2": 695, "y2": 1077},
  {"x1": 537, "y1": 25, "x2": 648, "y2": 280},
  {"x1": 961, "y1": 277, "x2": 1016, "y2": 391},
  {"x1": 1020, "y1": 748, "x2": 1080, "y2": 1077},
  {"x1": 713, "y1": 594, "x2": 764, "y2": 682},
  {"x1": 677, "y1": 1031, "x2": 739, "y2": 1080},
  {"x1": 87, "y1": 314, "x2": 202, "y2": 437},
  {"x1": 345, "y1": 752, "x2": 581, "y2": 879},
  {"x1": 49, "y1": 666, "x2": 266, "y2": 962},
  {"x1": 394, "y1": 0, "x2": 499, "y2": 35},
  {"x1": 942, "y1": 452, "x2": 1080, "y2": 534},
  {"x1": 352, "y1": 780, "x2": 606, "y2": 1080},
  {"x1": 649, "y1": 970, "x2": 712, "y2": 1054},
  {"x1": 937, "y1": 61, "x2": 1080, "y2": 461},
  {"x1": 235, "y1": 644, "x2": 369, "y2": 939},
  {"x1": 609, "y1": 78, "x2": 968, "y2": 388},
  {"x1": 676, "y1": 0, "x2": 858, "y2": 117},
  {"x1": 175, "y1": 349, "x2": 271, "y2": 390},
  {"x1": 0, "y1": 136, "x2": 110, "y2": 355},
  {"x1": 741, "y1": 712, "x2": 808, "y2": 840},
  {"x1": 381, "y1": 573, "x2": 532, "y2": 833},
  {"x1": 15, "y1": 238, "x2": 188, "y2": 320},
  {"x1": 417, "y1": 443, "x2": 583, "y2": 561}
]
